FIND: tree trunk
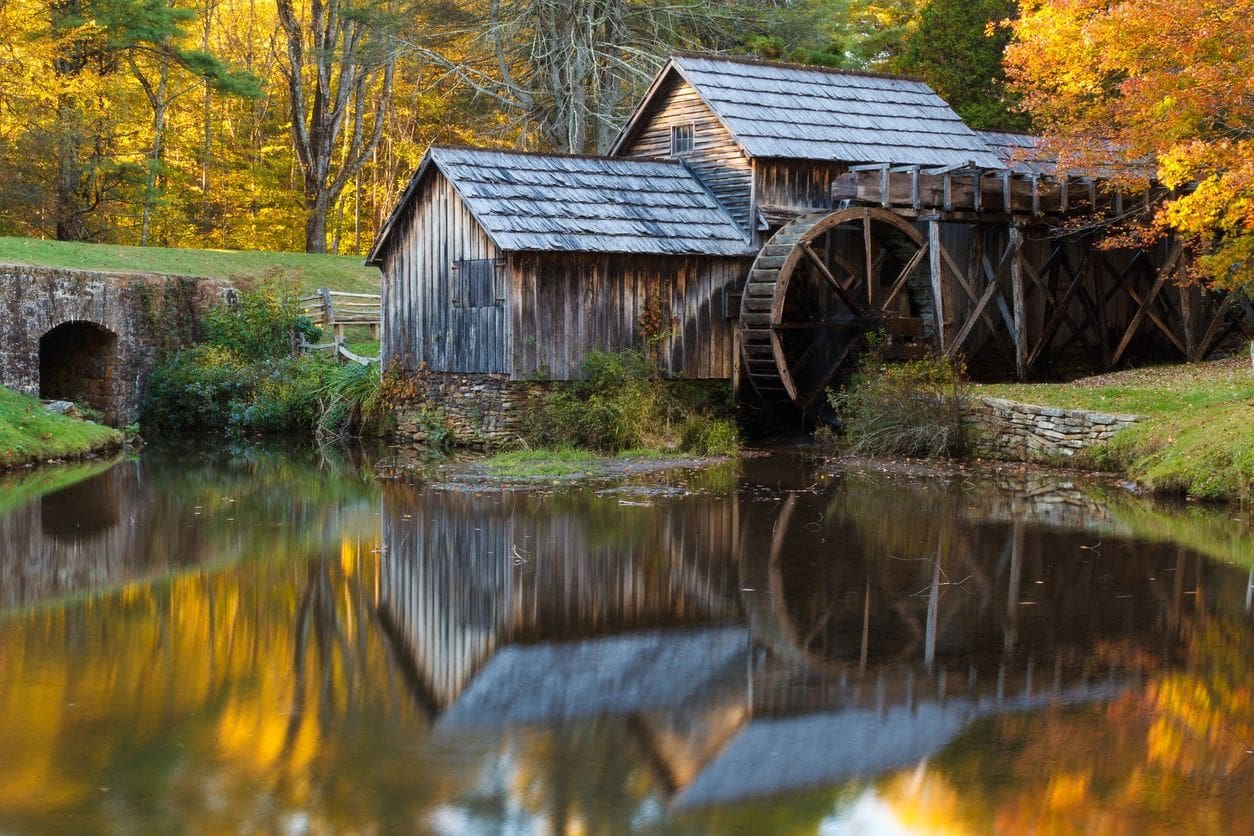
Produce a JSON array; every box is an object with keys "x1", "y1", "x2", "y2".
[{"x1": 305, "y1": 202, "x2": 329, "y2": 254}]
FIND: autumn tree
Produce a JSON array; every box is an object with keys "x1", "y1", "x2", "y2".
[{"x1": 1005, "y1": 0, "x2": 1254, "y2": 292}]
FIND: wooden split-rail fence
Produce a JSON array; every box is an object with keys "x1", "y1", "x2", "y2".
[{"x1": 296, "y1": 288, "x2": 382, "y2": 365}]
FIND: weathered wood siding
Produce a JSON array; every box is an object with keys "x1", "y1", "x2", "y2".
[
  {"x1": 381, "y1": 170, "x2": 508, "y2": 373},
  {"x1": 508, "y1": 253, "x2": 751, "y2": 380},
  {"x1": 619, "y1": 77, "x2": 753, "y2": 233},
  {"x1": 754, "y1": 159, "x2": 847, "y2": 217}
]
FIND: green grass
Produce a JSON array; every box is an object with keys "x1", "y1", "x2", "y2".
[
  {"x1": 480, "y1": 447, "x2": 681, "y2": 478},
  {"x1": 971, "y1": 357, "x2": 1254, "y2": 503},
  {"x1": 483, "y1": 448, "x2": 602, "y2": 477},
  {"x1": 344, "y1": 339, "x2": 381, "y2": 358},
  {"x1": 1104, "y1": 399, "x2": 1254, "y2": 503},
  {"x1": 0, "y1": 387, "x2": 123, "y2": 469},
  {"x1": 0, "y1": 236, "x2": 379, "y2": 295},
  {"x1": 970, "y1": 358, "x2": 1252, "y2": 417}
]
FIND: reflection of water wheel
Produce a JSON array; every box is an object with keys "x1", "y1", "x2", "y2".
[{"x1": 739, "y1": 207, "x2": 932, "y2": 409}]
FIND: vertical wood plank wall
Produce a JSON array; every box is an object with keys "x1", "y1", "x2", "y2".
[
  {"x1": 619, "y1": 77, "x2": 754, "y2": 232},
  {"x1": 381, "y1": 171, "x2": 508, "y2": 373},
  {"x1": 754, "y1": 159, "x2": 848, "y2": 216},
  {"x1": 509, "y1": 253, "x2": 752, "y2": 380}
]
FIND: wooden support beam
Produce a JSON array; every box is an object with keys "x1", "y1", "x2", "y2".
[
  {"x1": 947, "y1": 276, "x2": 1003, "y2": 358},
  {"x1": 1010, "y1": 227, "x2": 1028, "y2": 380},
  {"x1": 1021, "y1": 249, "x2": 1096, "y2": 356},
  {"x1": 941, "y1": 231, "x2": 1014, "y2": 363},
  {"x1": 1179, "y1": 285, "x2": 1197, "y2": 360},
  {"x1": 1102, "y1": 248, "x2": 1187, "y2": 356},
  {"x1": 929, "y1": 221, "x2": 944, "y2": 351},
  {"x1": 1026, "y1": 251, "x2": 1090, "y2": 368},
  {"x1": 881, "y1": 240, "x2": 929, "y2": 313},
  {"x1": 1195, "y1": 293, "x2": 1236, "y2": 360},
  {"x1": 1111, "y1": 243, "x2": 1184, "y2": 365},
  {"x1": 863, "y1": 210, "x2": 875, "y2": 309}
]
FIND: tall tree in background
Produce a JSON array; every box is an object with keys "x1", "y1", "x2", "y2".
[
  {"x1": 895, "y1": 0, "x2": 1027, "y2": 130},
  {"x1": 111, "y1": 0, "x2": 260, "y2": 244},
  {"x1": 740, "y1": 1, "x2": 924, "y2": 70},
  {"x1": 276, "y1": 0, "x2": 397, "y2": 253},
  {"x1": 412, "y1": 0, "x2": 744, "y2": 153},
  {"x1": 1005, "y1": 0, "x2": 1254, "y2": 292}
]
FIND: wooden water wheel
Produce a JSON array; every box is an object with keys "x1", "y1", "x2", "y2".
[{"x1": 739, "y1": 207, "x2": 933, "y2": 409}]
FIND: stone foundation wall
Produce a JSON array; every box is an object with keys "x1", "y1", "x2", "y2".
[
  {"x1": 390, "y1": 371, "x2": 548, "y2": 448},
  {"x1": 964, "y1": 396, "x2": 1140, "y2": 463}
]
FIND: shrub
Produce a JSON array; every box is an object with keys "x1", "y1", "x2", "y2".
[
  {"x1": 525, "y1": 349, "x2": 740, "y2": 455},
  {"x1": 144, "y1": 277, "x2": 393, "y2": 438},
  {"x1": 204, "y1": 276, "x2": 308, "y2": 361},
  {"x1": 143, "y1": 345, "x2": 255, "y2": 431},
  {"x1": 316, "y1": 361, "x2": 389, "y2": 439},
  {"x1": 679, "y1": 414, "x2": 742, "y2": 456},
  {"x1": 832, "y1": 353, "x2": 967, "y2": 458},
  {"x1": 232, "y1": 355, "x2": 327, "y2": 434}
]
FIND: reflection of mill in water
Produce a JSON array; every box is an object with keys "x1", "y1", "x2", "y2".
[{"x1": 375, "y1": 478, "x2": 1221, "y2": 808}]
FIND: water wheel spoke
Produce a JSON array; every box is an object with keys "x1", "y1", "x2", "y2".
[
  {"x1": 880, "y1": 242, "x2": 930, "y2": 313},
  {"x1": 802, "y1": 242, "x2": 865, "y2": 316}
]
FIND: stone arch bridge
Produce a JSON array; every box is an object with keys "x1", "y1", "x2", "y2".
[{"x1": 0, "y1": 264, "x2": 226, "y2": 425}]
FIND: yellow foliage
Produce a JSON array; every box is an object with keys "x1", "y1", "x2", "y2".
[{"x1": 1006, "y1": 0, "x2": 1254, "y2": 291}]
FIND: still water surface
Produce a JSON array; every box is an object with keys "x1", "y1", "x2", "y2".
[{"x1": 1, "y1": 443, "x2": 1252, "y2": 834}]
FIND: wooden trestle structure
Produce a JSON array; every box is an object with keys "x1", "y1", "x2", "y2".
[{"x1": 739, "y1": 162, "x2": 1254, "y2": 410}]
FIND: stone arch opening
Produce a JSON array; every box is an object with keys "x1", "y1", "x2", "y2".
[{"x1": 39, "y1": 321, "x2": 118, "y2": 418}]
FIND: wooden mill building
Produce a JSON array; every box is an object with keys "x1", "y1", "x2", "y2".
[{"x1": 369, "y1": 54, "x2": 1249, "y2": 430}]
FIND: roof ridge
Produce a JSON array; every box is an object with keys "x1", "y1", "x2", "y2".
[
  {"x1": 430, "y1": 144, "x2": 686, "y2": 167},
  {"x1": 670, "y1": 51, "x2": 928, "y2": 85}
]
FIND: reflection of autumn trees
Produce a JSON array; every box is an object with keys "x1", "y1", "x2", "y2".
[
  {"x1": 0, "y1": 539, "x2": 463, "y2": 832},
  {"x1": 886, "y1": 612, "x2": 1254, "y2": 834}
]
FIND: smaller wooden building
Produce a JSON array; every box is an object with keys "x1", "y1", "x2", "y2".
[{"x1": 366, "y1": 147, "x2": 756, "y2": 381}]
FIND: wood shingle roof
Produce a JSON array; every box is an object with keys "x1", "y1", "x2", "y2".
[
  {"x1": 367, "y1": 147, "x2": 755, "y2": 264},
  {"x1": 642, "y1": 55, "x2": 1004, "y2": 169}
]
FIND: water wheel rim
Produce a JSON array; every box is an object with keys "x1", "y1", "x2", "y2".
[{"x1": 741, "y1": 207, "x2": 927, "y2": 408}]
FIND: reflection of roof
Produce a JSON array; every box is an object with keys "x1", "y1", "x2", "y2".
[
  {"x1": 662, "y1": 55, "x2": 1004, "y2": 168},
  {"x1": 436, "y1": 625, "x2": 747, "y2": 730},
  {"x1": 673, "y1": 680, "x2": 1132, "y2": 809}
]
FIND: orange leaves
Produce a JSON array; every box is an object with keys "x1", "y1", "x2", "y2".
[{"x1": 1007, "y1": 0, "x2": 1254, "y2": 291}]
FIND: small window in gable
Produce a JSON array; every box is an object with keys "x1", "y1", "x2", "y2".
[
  {"x1": 451, "y1": 258, "x2": 505, "y2": 308},
  {"x1": 670, "y1": 123, "x2": 695, "y2": 156}
]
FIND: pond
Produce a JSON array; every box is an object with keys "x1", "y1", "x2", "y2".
[{"x1": 1, "y1": 443, "x2": 1251, "y2": 833}]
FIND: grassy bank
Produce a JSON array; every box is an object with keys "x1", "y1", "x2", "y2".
[
  {"x1": 0, "y1": 387, "x2": 123, "y2": 470},
  {"x1": 0, "y1": 236, "x2": 378, "y2": 295},
  {"x1": 972, "y1": 357, "x2": 1253, "y2": 502}
]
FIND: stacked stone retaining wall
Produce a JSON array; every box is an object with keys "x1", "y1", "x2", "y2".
[
  {"x1": 964, "y1": 396, "x2": 1140, "y2": 464},
  {"x1": 389, "y1": 371, "x2": 547, "y2": 448}
]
